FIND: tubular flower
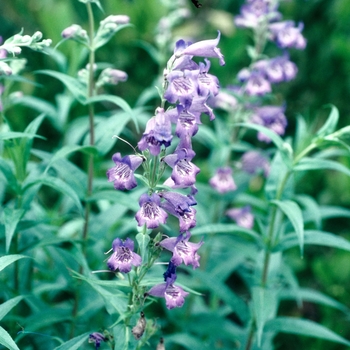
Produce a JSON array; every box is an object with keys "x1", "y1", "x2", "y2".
[
  {"x1": 88, "y1": 332, "x2": 106, "y2": 349},
  {"x1": 159, "y1": 191, "x2": 197, "y2": 216},
  {"x1": 250, "y1": 105, "x2": 287, "y2": 142},
  {"x1": 135, "y1": 193, "x2": 168, "y2": 229},
  {"x1": 160, "y1": 233, "x2": 203, "y2": 269},
  {"x1": 147, "y1": 262, "x2": 189, "y2": 309},
  {"x1": 163, "y1": 148, "x2": 200, "y2": 187},
  {"x1": 138, "y1": 107, "x2": 173, "y2": 156},
  {"x1": 107, "y1": 238, "x2": 142, "y2": 273},
  {"x1": 107, "y1": 153, "x2": 143, "y2": 190},
  {"x1": 177, "y1": 31, "x2": 225, "y2": 66},
  {"x1": 226, "y1": 205, "x2": 254, "y2": 229},
  {"x1": 209, "y1": 167, "x2": 237, "y2": 193}
]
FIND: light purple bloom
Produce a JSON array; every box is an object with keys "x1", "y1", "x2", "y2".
[
  {"x1": 163, "y1": 148, "x2": 200, "y2": 187},
  {"x1": 265, "y1": 56, "x2": 298, "y2": 83},
  {"x1": 241, "y1": 150, "x2": 270, "y2": 177},
  {"x1": 61, "y1": 24, "x2": 88, "y2": 40},
  {"x1": 234, "y1": 0, "x2": 281, "y2": 29},
  {"x1": 172, "y1": 104, "x2": 200, "y2": 138},
  {"x1": 164, "y1": 70, "x2": 198, "y2": 105},
  {"x1": 159, "y1": 191, "x2": 197, "y2": 216},
  {"x1": 269, "y1": 21, "x2": 307, "y2": 50},
  {"x1": 147, "y1": 262, "x2": 189, "y2": 309},
  {"x1": 244, "y1": 71, "x2": 272, "y2": 96},
  {"x1": 138, "y1": 107, "x2": 173, "y2": 156},
  {"x1": 107, "y1": 153, "x2": 143, "y2": 190},
  {"x1": 107, "y1": 238, "x2": 142, "y2": 273},
  {"x1": 161, "y1": 201, "x2": 197, "y2": 232},
  {"x1": 177, "y1": 31, "x2": 225, "y2": 66},
  {"x1": 209, "y1": 167, "x2": 237, "y2": 193},
  {"x1": 135, "y1": 193, "x2": 168, "y2": 229},
  {"x1": 208, "y1": 91, "x2": 238, "y2": 110},
  {"x1": 226, "y1": 205, "x2": 254, "y2": 229},
  {"x1": 89, "y1": 332, "x2": 106, "y2": 349},
  {"x1": 160, "y1": 233, "x2": 203, "y2": 269},
  {"x1": 197, "y1": 59, "x2": 220, "y2": 97},
  {"x1": 250, "y1": 105, "x2": 287, "y2": 142}
]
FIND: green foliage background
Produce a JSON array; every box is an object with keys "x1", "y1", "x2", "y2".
[{"x1": 1, "y1": 0, "x2": 350, "y2": 349}]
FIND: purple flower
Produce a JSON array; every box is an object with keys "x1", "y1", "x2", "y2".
[
  {"x1": 163, "y1": 148, "x2": 200, "y2": 187},
  {"x1": 250, "y1": 105, "x2": 287, "y2": 142},
  {"x1": 160, "y1": 233, "x2": 203, "y2": 269},
  {"x1": 159, "y1": 191, "x2": 197, "y2": 216},
  {"x1": 147, "y1": 262, "x2": 189, "y2": 309},
  {"x1": 209, "y1": 167, "x2": 237, "y2": 193},
  {"x1": 89, "y1": 332, "x2": 106, "y2": 349},
  {"x1": 61, "y1": 24, "x2": 88, "y2": 41},
  {"x1": 265, "y1": 56, "x2": 298, "y2": 83},
  {"x1": 177, "y1": 31, "x2": 225, "y2": 66},
  {"x1": 241, "y1": 150, "x2": 270, "y2": 177},
  {"x1": 208, "y1": 91, "x2": 238, "y2": 110},
  {"x1": 234, "y1": 0, "x2": 281, "y2": 29},
  {"x1": 164, "y1": 70, "x2": 198, "y2": 105},
  {"x1": 197, "y1": 59, "x2": 220, "y2": 97},
  {"x1": 135, "y1": 193, "x2": 168, "y2": 229},
  {"x1": 107, "y1": 153, "x2": 143, "y2": 190},
  {"x1": 107, "y1": 238, "x2": 141, "y2": 273},
  {"x1": 226, "y1": 205, "x2": 254, "y2": 229},
  {"x1": 269, "y1": 21, "x2": 307, "y2": 50},
  {"x1": 138, "y1": 108, "x2": 173, "y2": 156},
  {"x1": 244, "y1": 71, "x2": 271, "y2": 96}
]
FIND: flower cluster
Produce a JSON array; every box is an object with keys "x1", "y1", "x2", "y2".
[
  {"x1": 208, "y1": 0, "x2": 307, "y2": 229},
  {"x1": 106, "y1": 32, "x2": 225, "y2": 309}
]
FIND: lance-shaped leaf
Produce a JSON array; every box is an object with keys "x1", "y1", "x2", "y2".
[
  {"x1": 265, "y1": 317, "x2": 350, "y2": 347},
  {"x1": 0, "y1": 255, "x2": 29, "y2": 273},
  {"x1": 271, "y1": 200, "x2": 304, "y2": 255},
  {"x1": 294, "y1": 157, "x2": 350, "y2": 177},
  {"x1": 252, "y1": 286, "x2": 278, "y2": 347},
  {"x1": 0, "y1": 326, "x2": 20, "y2": 350},
  {"x1": 0, "y1": 296, "x2": 24, "y2": 321},
  {"x1": 54, "y1": 332, "x2": 90, "y2": 350},
  {"x1": 315, "y1": 104, "x2": 339, "y2": 138},
  {"x1": 3, "y1": 208, "x2": 25, "y2": 253}
]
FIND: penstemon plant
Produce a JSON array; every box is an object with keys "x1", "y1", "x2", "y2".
[{"x1": 1, "y1": 0, "x2": 350, "y2": 350}]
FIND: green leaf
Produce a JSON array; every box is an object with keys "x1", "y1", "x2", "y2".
[
  {"x1": 319, "y1": 205, "x2": 350, "y2": 219},
  {"x1": 44, "y1": 145, "x2": 97, "y2": 173},
  {"x1": 113, "y1": 324, "x2": 129, "y2": 350},
  {"x1": 87, "y1": 190, "x2": 139, "y2": 211},
  {"x1": 3, "y1": 208, "x2": 25, "y2": 253},
  {"x1": 86, "y1": 95, "x2": 137, "y2": 131},
  {"x1": 36, "y1": 70, "x2": 87, "y2": 104},
  {"x1": 191, "y1": 223, "x2": 262, "y2": 244},
  {"x1": 252, "y1": 286, "x2": 278, "y2": 347},
  {"x1": 265, "y1": 317, "x2": 350, "y2": 346},
  {"x1": 0, "y1": 255, "x2": 29, "y2": 273},
  {"x1": 87, "y1": 111, "x2": 132, "y2": 155},
  {"x1": 136, "y1": 232, "x2": 150, "y2": 263},
  {"x1": 316, "y1": 105, "x2": 339, "y2": 137},
  {"x1": 295, "y1": 194, "x2": 321, "y2": 229},
  {"x1": 0, "y1": 296, "x2": 24, "y2": 321},
  {"x1": 274, "y1": 230, "x2": 350, "y2": 252},
  {"x1": 294, "y1": 157, "x2": 350, "y2": 177},
  {"x1": 0, "y1": 326, "x2": 20, "y2": 350},
  {"x1": 271, "y1": 200, "x2": 304, "y2": 255},
  {"x1": 235, "y1": 122, "x2": 293, "y2": 167},
  {"x1": 54, "y1": 332, "x2": 90, "y2": 350},
  {"x1": 0, "y1": 132, "x2": 45, "y2": 140},
  {"x1": 279, "y1": 288, "x2": 349, "y2": 313},
  {"x1": 0, "y1": 159, "x2": 18, "y2": 193},
  {"x1": 23, "y1": 176, "x2": 83, "y2": 215}
]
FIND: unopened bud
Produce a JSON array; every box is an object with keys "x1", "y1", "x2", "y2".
[
  {"x1": 32, "y1": 31, "x2": 43, "y2": 41},
  {"x1": 132, "y1": 311, "x2": 146, "y2": 340},
  {"x1": 156, "y1": 337, "x2": 165, "y2": 350},
  {"x1": 61, "y1": 24, "x2": 88, "y2": 41},
  {"x1": 0, "y1": 61, "x2": 12, "y2": 75},
  {"x1": 101, "y1": 15, "x2": 130, "y2": 26}
]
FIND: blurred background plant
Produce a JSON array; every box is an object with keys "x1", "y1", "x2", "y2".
[{"x1": 1, "y1": 0, "x2": 350, "y2": 349}]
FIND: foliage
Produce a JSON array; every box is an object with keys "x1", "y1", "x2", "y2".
[{"x1": 1, "y1": 1, "x2": 350, "y2": 350}]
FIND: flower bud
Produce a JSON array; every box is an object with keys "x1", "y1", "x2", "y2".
[
  {"x1": 132, "y1": 311, "x2": 146, "y2": 340},
  {"x1": 61, "y1": 24, "x2": 88, "y2": 42},
  {"x1": 0, "y1": 61, "x2": 12, "y2": 75},
  {"x1": 32, "y1": 31, "x2": 43, "y2": 41}
]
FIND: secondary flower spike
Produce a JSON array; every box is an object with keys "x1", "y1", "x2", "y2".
[
  {"x1": 107, "y1": 238, "x2": 142, "y2": 273},
  {"x1": 107, "y1": 153, "x2": 143, "y2": 190},
  {"x1": 177, "y1": 31, "x2": 225, "y2": 66}
]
